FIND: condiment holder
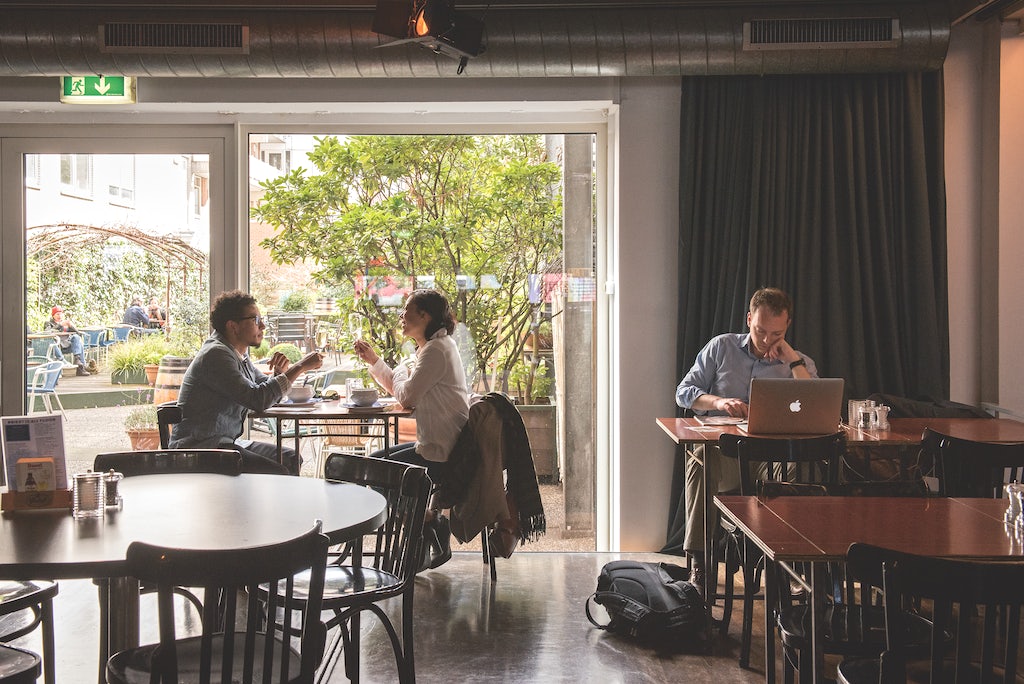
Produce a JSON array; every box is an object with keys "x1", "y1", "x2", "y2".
[{"x1": 103, "y1": 469, "x2": 124, "y2": 509}]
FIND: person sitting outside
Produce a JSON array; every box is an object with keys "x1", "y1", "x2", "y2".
[
  {"x1": 44, "y1": 306, "x2": 95, "y2": 376},
  {"x1": 169, "y1": 289, "x2": 323, "y2": 475},
  {"x1": 122, "y1": 298, "x2": 150, "y2": 328},
  {"x1": 146, "y1": 296, "x2": 166, "y2": 328}
]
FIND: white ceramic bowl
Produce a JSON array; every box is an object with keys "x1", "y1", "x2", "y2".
[
  {"x1": 349, "y1": 388, "x2": 379, "y2": 407},
  {"x1": 287, "y1": 385, "x2": 314, "y2": 403}
]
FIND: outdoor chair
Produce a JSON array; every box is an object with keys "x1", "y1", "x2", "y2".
[
  {"x1": 79, "y1": 327, "x2": 107, "y2": 365},
  {"x1": 107, "y1": 324, "x2": 138, "y2": 345},
  {"x1": 837, "y1": 542, "x2": 1024, "y2": 684},
  {"x1": 921, "y1": 427, "x2": 1024, "y2": 498},
  {"x1": 278, "y1": 453, "x2": 429, "y2": 684},
  {"x1": 716, "y1": 431, "x2": 845, "y2": 669},
  {"x1": 0, "y1": 644, "x2": 42, "y2": 684},
  {"x1": 25, "y1": 361, "x2": 66, "y2": 418},
  {"x1": 106, "y1": 522, "x2": 329, "y2": 684},
  {"x1": 0, "y1": 581, "x2": 57, "y2": 684}
]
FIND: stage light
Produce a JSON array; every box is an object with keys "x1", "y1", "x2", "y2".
[{"x1": 373, "y1": 0, "x2": 485, "y2": 74}]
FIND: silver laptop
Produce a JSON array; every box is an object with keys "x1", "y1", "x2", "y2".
[{"x1": 745, "y1": 378, "x2": 844, "y2": 435}]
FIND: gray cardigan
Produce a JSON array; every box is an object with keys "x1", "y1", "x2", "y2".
[{"x1": 169, "y1": 331, "x2": 288, "y2": 449}]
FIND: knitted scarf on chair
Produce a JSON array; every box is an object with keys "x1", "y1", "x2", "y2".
[{"x1": 488, "y1": 393, "x2": 547, "y2": 542}]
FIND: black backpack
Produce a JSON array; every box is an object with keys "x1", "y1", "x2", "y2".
[{"x1": 585, "y1": 560, "x2": 709, "y2": 651}]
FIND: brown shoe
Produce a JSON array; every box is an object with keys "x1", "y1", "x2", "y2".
[{"x1": 76, "y1": 366, "x2": 90, "y2": 376}]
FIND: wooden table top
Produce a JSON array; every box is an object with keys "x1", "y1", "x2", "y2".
[
  {"x1": 656, "y1": 416, "x2": 1024, "y2": 446},
  {"x1": 0, "y1": 473, "x2": 386, "y2": 580},
  {"x1": 715, "y1": 495, "x2": 1024, "y2": 563}
]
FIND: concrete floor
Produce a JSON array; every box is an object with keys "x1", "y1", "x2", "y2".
[{"x1": 6, "y1": 553, "x2": 792, "y2": 683}]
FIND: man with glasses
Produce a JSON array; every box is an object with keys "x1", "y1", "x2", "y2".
[{"x1": 170, "y1": 290, "x2": 323, "y2": 474}]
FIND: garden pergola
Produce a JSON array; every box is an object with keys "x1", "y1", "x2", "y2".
[{"x1": 27, "y1": 223, "x2": 207, "y2": 321}]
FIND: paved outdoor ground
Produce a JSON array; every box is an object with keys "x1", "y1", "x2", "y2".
[{"x1": 59, "y1": 405, "x2": 594, "y2": 552}]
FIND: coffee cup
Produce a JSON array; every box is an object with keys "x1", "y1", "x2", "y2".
[{"x1": 349, "y1": 387, "x2": 379, "y2": 407}]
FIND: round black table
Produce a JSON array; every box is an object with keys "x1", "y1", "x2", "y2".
[{"x1": 0, "y1": 473, "x2": 386, "y2": 679}]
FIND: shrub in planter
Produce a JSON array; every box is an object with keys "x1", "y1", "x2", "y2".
[
  {"x1": 124, "y1": 404, "x2": 160, "y2": 450},
  {"x1": 109, "y1": 336, "x2": 169, "y2": 384},
  {"x1": 268, "y1": 343, "x2": 302, "y2": 363}
]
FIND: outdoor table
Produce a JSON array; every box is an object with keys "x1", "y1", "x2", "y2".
[
  {"x1": 254, "y1": 397, "x2": 414, "y2": 465},
  {"x1": 0, "y1": 473, "x2": 387, "y2": 683},
  {"x1": 715, "y1": 494, "x2": 1024, "y2": 683}
]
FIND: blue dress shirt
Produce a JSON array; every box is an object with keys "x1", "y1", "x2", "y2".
[{"x1": 675, "y1": 333, "x2": 818, "y2": 414}]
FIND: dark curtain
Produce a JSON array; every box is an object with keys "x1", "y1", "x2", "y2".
[{"x1": 663, "y1": 72, "x2": 948, "y2": 554}]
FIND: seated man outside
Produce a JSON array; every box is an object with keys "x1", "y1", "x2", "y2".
[
  {"x1": 122, "y1": 298, "x2": 150, "y2": 328},
  {"x1": 675, "y1": 287, "x2": 816, "y2": 593},
  {"x1": 169, "y1": 290, "x2": 323, "y2": 475},
  {"x1": 44, "y1": 306, "x2": 95, "y2": 375}
]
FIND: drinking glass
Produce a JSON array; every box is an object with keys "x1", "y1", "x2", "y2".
[{"x1": 73, "y1": 471, "x2": 105, "y2": 518}]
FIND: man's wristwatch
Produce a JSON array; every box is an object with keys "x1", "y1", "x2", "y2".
[{"x1": 789, "y1": 358, "x2": 806, "y2": 370}]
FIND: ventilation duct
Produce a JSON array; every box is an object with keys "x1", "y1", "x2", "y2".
[{"x1": 0, "y1": 5, "x2": 948, "y2": 78}]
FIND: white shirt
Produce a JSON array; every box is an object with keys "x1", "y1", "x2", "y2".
[{"x1": 369, "y1": 329, "x2": 470, "y2": 462}]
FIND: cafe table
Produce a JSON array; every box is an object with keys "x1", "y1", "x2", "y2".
[
  {"x1": 715, "y1": 494, "x2": 1024, "y2": 683},
  {"x1": 0, "y1": 472, "x2": 387, "y2": 682},
  {"x1": 254, "y1": 397, "x2": 414, "y2": 465},
  {"x1": 655, "y1": 415, "x2": 1024, "y2": 670}
]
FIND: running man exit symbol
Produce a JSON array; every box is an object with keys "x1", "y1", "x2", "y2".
[{"x1": 59, "y1": 76, "x2": 136, "y2": 104}]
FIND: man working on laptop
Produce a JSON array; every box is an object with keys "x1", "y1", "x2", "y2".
[{"x1": 675, "y1": 287, "x2": 817, "y2": 593}]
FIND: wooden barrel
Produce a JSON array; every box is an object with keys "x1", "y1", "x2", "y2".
[{"x1": 153, "y1": 356, "x2": 193, "y2": 406}]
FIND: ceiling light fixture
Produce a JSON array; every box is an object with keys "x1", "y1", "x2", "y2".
[{"x1": 373, "y1": 0, "x2": 486, "y2": 75}]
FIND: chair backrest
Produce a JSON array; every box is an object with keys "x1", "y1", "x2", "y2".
[
  {"x1": 324, "y1": 453, "x2": 430, "y2": 581},
  {"x1": 156, "y1": 401, "x2": 183, "y2": 449},
  {"x1": 922, "y1": 427, "x2": 1024, "y2": 498},
  {"x1": 28, "y1": 336, "x2": 63, "y2": 359},
  {"x1": 28, "y1": 360, "x2": 65, "y2": 391},
  {"x1": 93, "y1": 449, "x2": 243, "y2": 477},
  {"x1": 81, "y1": 328, "x2": 105, "y2": 347},
  {"x1": 110, "y1": 325, "x2": 135, "y2": 343},
  {"x1": 123, "y1": 522, "x2": 329, "y2": 683},
  {"x1": 846, "y1": 542, "x2": 1024, "y2": 683},
  {"x1": 718, "y1": 431, "x2": 845, "y2": 494}
]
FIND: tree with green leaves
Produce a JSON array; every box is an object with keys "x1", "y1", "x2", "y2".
[{"x1": 251, "y1": 134, "x2": 562, "y2": 396}]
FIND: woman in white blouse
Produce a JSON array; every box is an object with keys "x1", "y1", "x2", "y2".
[
  {"x1": 354, "y1": 289, "x2": 470, "y2": 570},
  {"x1": 353, "y1": 288, "x2": 471, "y2": 468}
]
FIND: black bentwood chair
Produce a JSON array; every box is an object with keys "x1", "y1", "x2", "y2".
[
  {"x1": 280, "y1": 453, "x2": 430, "y2": 684},
  {"x1": 920, "y1": 427, "x2": 1024, "y2": 498},
  {"x1": 717, "y1": 431, "x2": 844, "y2": 669},
  {"x1": 155, "y1": 401, "x2": 183, "y2": 449},
  {"x1": 0, "y1": 644, "x2": 42, "y2": 684},
  {"x1": 91, "y1": 449, "x2": 244, "y2": 682},
  {"x1": 838, "y1": 542, "x2": 1024, "y2": 684},
  {"x1": 106, "y1": 522, "x2": 330, "y2": 684},
  {"x1": 0, "y1": 581, "x2": 57, "y2": 684}
]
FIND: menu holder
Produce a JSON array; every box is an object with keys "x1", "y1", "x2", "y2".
[{"x1": 1, "y1": 488, "x2": 73, "y2": 512}]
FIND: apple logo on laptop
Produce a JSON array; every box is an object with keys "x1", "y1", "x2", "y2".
[{"x1": 789, "y1": 399, "x2": 802, "y2": 413}]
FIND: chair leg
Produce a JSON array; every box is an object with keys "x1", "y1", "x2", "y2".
[
  {"x1": 39, "y1": 596, "x2": 55, "y2": 684},
  {"x1": 480, "y1": 527, "x2": 497, "y2": 582}
]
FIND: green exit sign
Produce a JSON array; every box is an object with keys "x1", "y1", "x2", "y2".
[{"x1": 59, "y1": 76, "x2": 136, "y2": 104}]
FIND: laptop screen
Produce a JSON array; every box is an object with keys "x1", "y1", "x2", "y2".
[{"x1": 745, "y1": 378, "x2": 844, "y2": 435}]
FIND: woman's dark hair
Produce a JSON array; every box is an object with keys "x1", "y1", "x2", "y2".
[
  {"x1": 407, "y1": 289, "x2": 456, "y2": 339},
  {"x1": 210, "y1": 290, "x2": 257, "y2": 334}
]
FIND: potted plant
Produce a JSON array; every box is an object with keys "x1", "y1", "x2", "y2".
[
  {"x1": 124, "y1": 404, "x2": 160, "y2": 450},
  {"x1": 508, "y1": 358, "x2": 558, "y2": 482},
  {"x1": 109, "y1": 335, "x2": 169, "y2": 385}
]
